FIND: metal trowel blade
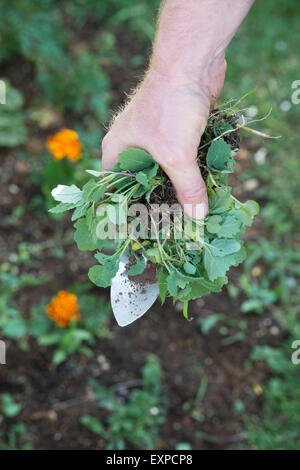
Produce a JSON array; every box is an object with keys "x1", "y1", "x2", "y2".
[{"x1": 111, "y1": 252, "x2": 159, "y2": 327}]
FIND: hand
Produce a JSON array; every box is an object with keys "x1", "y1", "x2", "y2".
[{"x1": 101, "y1": 57, "x2": 226, "y2": 219}]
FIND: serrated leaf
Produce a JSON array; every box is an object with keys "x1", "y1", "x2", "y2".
[
  {"x1": 118, "y1": 148, "x2": 155, "y2": 172},
  {"x1": 203, "y1": 249, "x2": 235, "y2": 281},
  {"x1": 178, "y1": 276, "x2": 227, "y2": 301},
  {"x1": 51, "y1": 184, "x2": 83, "y2": 204}
]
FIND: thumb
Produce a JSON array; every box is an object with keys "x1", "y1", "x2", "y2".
[
  {"x1": 101, "y1": 135, "x2": 126, "y2": 171},
  {"x1": 164, "y1": 159, "x2": 208, "y2": 220}
]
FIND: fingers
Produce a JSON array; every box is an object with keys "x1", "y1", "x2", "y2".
[
  {"x1": 102, "y1": 133, "x2": 209, "y2": 220},
  {"x1": 101, "y1": 134, "x2": 126, "y2": 171},
  {"x1": 163, "y1": 159, "x2": 208, "y2": 220}
]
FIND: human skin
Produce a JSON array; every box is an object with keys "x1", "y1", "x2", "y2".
[{"x1": 102, "y1": 0, "x2": 255, "y2": 219}]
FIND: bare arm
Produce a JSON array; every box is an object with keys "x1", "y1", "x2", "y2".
[{"x1": 102, "y1": 0, "x2": 255, "y2": 219}]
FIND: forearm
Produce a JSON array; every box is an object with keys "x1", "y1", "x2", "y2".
[
  {"x1": 102, "y1": 0, "x2": 255, "y2": 218},
  {"x1": 151, "y1": 0, "x2": 254, "y2": 84}
]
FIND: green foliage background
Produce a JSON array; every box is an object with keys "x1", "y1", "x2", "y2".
[{"x1": 0, "y1": 0, "x2": 299, "y2": 450}]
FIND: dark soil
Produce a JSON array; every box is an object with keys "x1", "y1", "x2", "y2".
[
  {"x1": 0, "y1": 142, "x2": 284, "y2": 450},
  {"x1": 0, "y1": 30, "x2": 282, "y2": 451},
  {"x1": 126, "y1": 256, "x2": 157, "y2": 287}
]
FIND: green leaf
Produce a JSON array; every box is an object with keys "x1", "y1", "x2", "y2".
[
  {"x1": 244, "y1": 200, "x2": 260, "y2": 216},
  {"x1": 53, "y1": 349, "x2": 67, "y2": 364},
  {"x1": 51, "y1": 184, "x2": 83, "y2": 204},
  {"x1": 94, "y1": 252, "x2": 121, "y2": 282},
  {"x1": 88, "y1": 265, "x2": 112, "y2": 288},
  {"x1": 86, "y1": 205, "x2": 99, "y2": 238},
  {"x1": 80, "y1": 415, "x2": 106, "y2": 436},
  {"x1": 178, "y1": 276, "x2": 227, "y2": 301},
  {"x1": 209, "y1": 187, "x2": 232, "y2": 214},
  {"x1": 233, "y1": 242, "x2": 247, "y2": 266},
  {"x1": 136, "y1": 171, "x2": 150, "y2": 189},
  {"x1": 231, "y1": 200, "x2": 259, "y2": 228},
  {"x1": 38, "y1": 333, "x2": 61, "y2": 346},
  {"x1": 218, "y1": 214, "x2": 242, "y2": 238},
  {"x1": 166, "y1": 270, "x2": 188, "y2": 297},
  {"x1": 83, "y1": 180, "x2": 106, "y2": 203},
  {"x1": 74, "y1": 218, "x2": 97, "y2": 251},
  {"x1": 71, "y1": 202, "x2": 89, "y2": 221},
  {"x1": 157, "y1": 268, "x2": 168, "y2": 303},
  {"x1": 0, "y1": 82, "x2": 27, "y2": 147},
  {"x1": 49, "y1": 202, "x2": 78, "y2": 214},
  {"x1": 203, "y1": 249, "x2": 235, "y2": 281},
  {"x1": 89, "y1": 186, "x2": 106, "y2": 203},
  {"x1": 3, "y1": 317, "x2": 27, "y2": 338},
  {"x1": 231, "y1": 206, "x2": 252, "y2": 227},
  {"x1": 128, "y1": 254, "x2": 146, "y2": 276},
  {"x1": 206, "y1": 139, "x2": 233, "y2": 172},
  {"x1": 145, "y1": 247, "x2": 162, "y2": 264},
  {"x1": 1, "y1": 394, "x2": 22, "y2": 418},
  {"x1": 167, "y1": 271, "x2": 178, "y2": 297},
  {"x1": 206, "y1": 215, "x2": 222, "y2": 234},
  {"x1": 144, "y1": 163, "x2": 159, "y2": 178},
  {"x1": 183, "y1": 261, "x2": 196, "y2": 275},
  {"x1": 118, "y1": 148, "x2": 155, "y2": 172},
  {"x1": 209, "y1": 239, "x2": 241, "y2": 257},
  {"x1": 199, "y1": 314, "x2": 223, "y2": 334}
]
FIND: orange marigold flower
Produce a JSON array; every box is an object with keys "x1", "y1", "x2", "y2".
[
  {"x1": 46, "y1": 290, "x2": 80, "y2": 328},
  {"x1": 47, "y1": 129, "x2": 82, "y2": 162}
]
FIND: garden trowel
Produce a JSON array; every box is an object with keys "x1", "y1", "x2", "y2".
[{"x1": 111, "y1": 252, "x2": 159, "y2": 327}]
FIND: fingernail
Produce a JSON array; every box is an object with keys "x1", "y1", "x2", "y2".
[{"x1": 192, "y1": 202, "x2": 208, "y2": 219}]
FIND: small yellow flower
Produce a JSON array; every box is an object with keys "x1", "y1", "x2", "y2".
[
  {"x1": 251, "y1": 266, "x2": 262, "y2": 277},
  {"x1": 46, "y1": 290, "x2": 80, "y2": 327},
  {"x1": 47, "y1": 129, "x2": 82, "y2": 162},
  {"x1": 253, "y1": 383, "x2": 263, "y2": 396}
]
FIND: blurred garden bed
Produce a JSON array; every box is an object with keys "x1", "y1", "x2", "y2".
[{"x1": 0, "y1": 0, "x2": 299, "y2": 450}]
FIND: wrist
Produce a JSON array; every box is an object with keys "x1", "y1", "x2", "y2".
[{"x1": 148, "y1": 51, "x2": 226, "y2": 105}]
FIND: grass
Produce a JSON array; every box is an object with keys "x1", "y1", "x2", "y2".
[{"x1": 223, "y1": 0, "x2": 300, "y2": 449}]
